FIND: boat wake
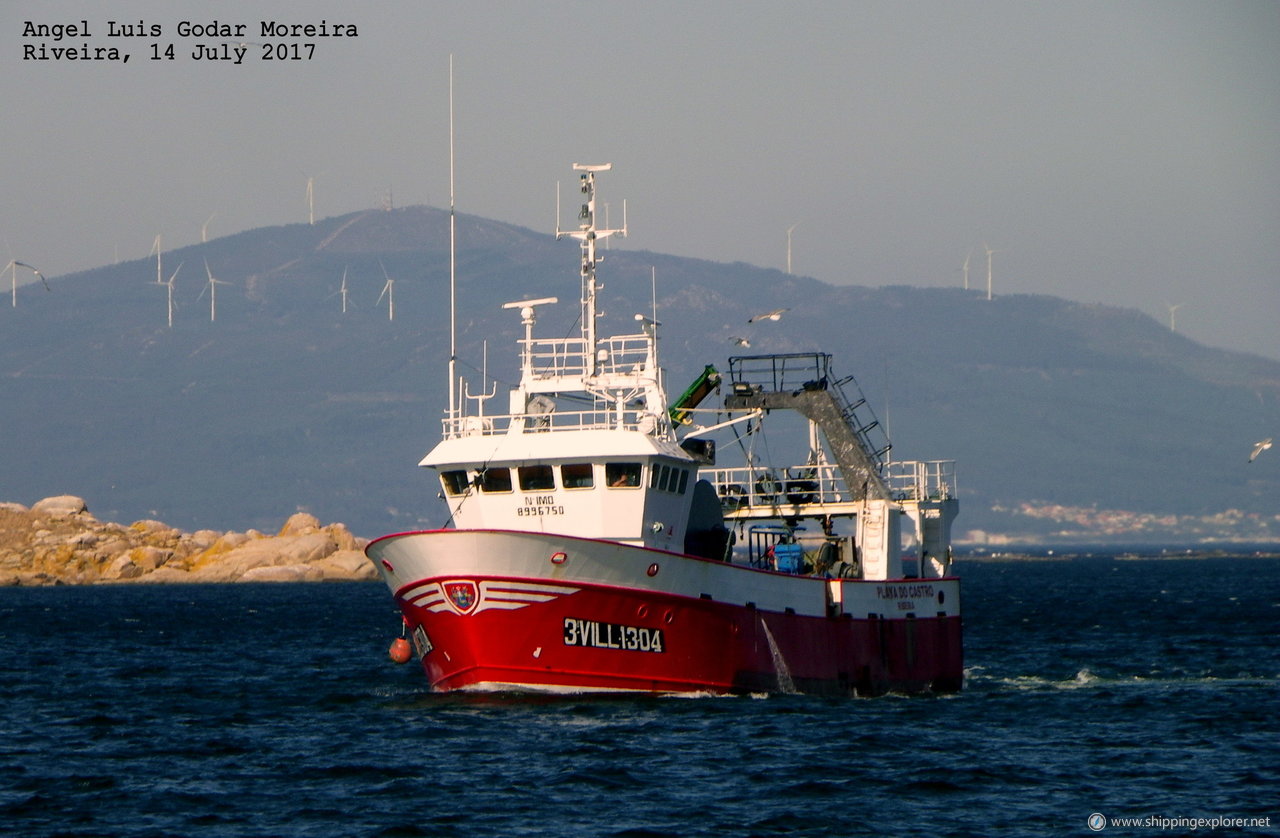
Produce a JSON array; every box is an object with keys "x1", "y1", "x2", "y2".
[
  {"x1": 761, "y1": 620, "x2": 798, "y2": 695},
  {"x1": 965, "y1": 665, "x2": 1278, "y2": 693}
]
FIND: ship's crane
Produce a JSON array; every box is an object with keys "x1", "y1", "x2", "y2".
[{"x1": 668, "y1": 364, "x2": 722, "y2": 426}]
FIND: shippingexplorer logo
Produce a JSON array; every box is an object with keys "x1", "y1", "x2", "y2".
[{"x1": 1088, "y1": 813, "x2": 1272, "y2": 831}]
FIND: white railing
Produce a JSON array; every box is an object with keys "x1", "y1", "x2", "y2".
[
  {"x1": 706, "y1": 459, "x2": 956, "y2": 510},
  {"x1": 706, "y1": 463, "x2": 845, "y2": 511},
  {"x1": 440, "y1": 331, "x2": 665, "y2": 440},
  {"x1": 521, "y1": 334, "x2": 652, "y2": 382},
  {"x1": 523, "y1": 337, "x2": 588, "y2": 380},
  {"x1": 442, "y1": 407, "x2": 666, "y2": 439},
  {"x1": 883, "y1": 460, "x2": 957, "y2": 501}
]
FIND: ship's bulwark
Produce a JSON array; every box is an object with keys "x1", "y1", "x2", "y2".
[{"x1": 369, "y1": 529, "x2": 962, "y2": 696}]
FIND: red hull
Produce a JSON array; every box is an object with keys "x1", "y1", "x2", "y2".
[{"x1": 373, "y1": 530, "x2": 963, "y2": 696}]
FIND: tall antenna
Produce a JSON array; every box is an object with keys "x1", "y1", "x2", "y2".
[
  {"x1": 651, "y1": 266, "x2": 660, "y2": 387},
  {"x1": 555, "y1": 163, "x2": 627, "y2": 375},
  {"x1": 1165, "y1": 301, "x2": 1183, "y2": 332},
  {"x1": 448, "y1": 54, "x2": 458, "y2": 421},
  {"x1": 651, "y1": 266, "x2": 658, "y2": 326},
  {"x1": 984, "y1": 242, "x2": 1003, "y2": 301},
  {"x1": 786, "y1": 223, "x2": 799, "y2": 275}
]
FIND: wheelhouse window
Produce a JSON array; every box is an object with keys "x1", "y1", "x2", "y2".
[
  {"x1": 606, "y1": 462, "x2": 642, "y2": 488},
  {"x1": 561, "y1": 463, "x2": 594, "y2": 489},
  {"x1": 440, "y1": 470, "x2": 470, "y2": 496},
  {"x1": 518, "y1": 465, "x2": 555, "y2": 491},
  {"x1": 478, "y1": 467, "x2": 512, "y2": 493},
  {"x1": 646, "y1": 462, "x2": 691, "y2": 495}
]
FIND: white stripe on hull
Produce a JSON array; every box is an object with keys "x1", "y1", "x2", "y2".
[{"x1": 371, "y1": 529, "x2": 960, "y2": 621}]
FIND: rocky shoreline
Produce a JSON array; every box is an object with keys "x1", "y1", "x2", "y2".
[{"x1": 0, "y1": 495, "x2": 378, "y2": 586}]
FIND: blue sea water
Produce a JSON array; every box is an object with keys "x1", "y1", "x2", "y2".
[{"x1": 1, "y1": 557, "x2": 1277, "y2": 837}]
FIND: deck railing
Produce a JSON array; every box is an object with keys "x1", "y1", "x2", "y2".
[
  {"x1": 883, "y1": 459, "x2": 957, "y2": 501},
  {"x1": 442, "y1": 406, "x2": 668, "y2": 439},
  {"x1": 705, "y1": 459, "x2": 956, "y2": 510}
]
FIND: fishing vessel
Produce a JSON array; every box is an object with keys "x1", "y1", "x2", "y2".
[{"x1": 366, "y1": 164, "x2": 961, "y2": 696}]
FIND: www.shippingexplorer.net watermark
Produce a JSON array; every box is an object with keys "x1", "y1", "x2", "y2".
[{"x1": 1087, "y1": 813, "x2": 1273, "y2": 831}]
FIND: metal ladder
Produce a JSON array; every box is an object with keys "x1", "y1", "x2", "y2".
[{"x1": 723, "y1": 353, "x2": 892, "y2": 501}]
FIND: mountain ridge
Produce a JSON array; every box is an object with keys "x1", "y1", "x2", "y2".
[{"x1": 2, "y1": 206, "x2": 1277, "y2": 544}]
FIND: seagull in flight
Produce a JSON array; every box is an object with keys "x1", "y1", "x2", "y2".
[
  {"x1": 730, "y1": 336, "x2": 751, "y2": 348},
  {"x1": 748, "y1": 308, "x2": 788, "y2": 324},
  {"x1": 1249, "y1": 438, "x2": 1272, "y2": 463},
  {"x1": 13, "y1": 261, "x2": 50, "y2": 291}
]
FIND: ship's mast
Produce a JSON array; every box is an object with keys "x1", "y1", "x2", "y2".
[
  {"x1": 556, "y1": 164, "x2": 626, "y2": 377},
  {"x1": 447, "y1": 55, "x2": 459, "y2": 422}
]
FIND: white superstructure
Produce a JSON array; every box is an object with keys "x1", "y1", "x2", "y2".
[{"x1": 423, "y1": 164, "x2": 701, "y2": 552}]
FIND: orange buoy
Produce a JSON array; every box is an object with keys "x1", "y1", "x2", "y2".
[{"x1": 388, "y1": 636, "x2": 412, "y2": 664}]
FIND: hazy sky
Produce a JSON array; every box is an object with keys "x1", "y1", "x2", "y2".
[{"x1": 4, "y1": 0, "x2": 1278, "y2": 360}]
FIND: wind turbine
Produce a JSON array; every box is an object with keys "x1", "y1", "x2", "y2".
[
  {"x1": 2, "y1": 238, "x2": 11, "y2": 307},
  {"x1": 149, "y1": 234, "x2": 163, "y2": 284},
  {"x1": 5, "y1": 259, "x2": 17, "y2": 307},
  {"x1": 199, "y1": 259, "x2": 230, "y2": 322},
  {"x1": 160, "y1": 263, "x2": 182, "y2": 328},
  {"x1": 1165, "y1": 302, "x2": 1184, "y2": 332},
  {"x1": 326, "y1": 267, "x2": 351, "y2": 313},
  {"x1": 984, "y1": 242, "x2": 1004, "y2": 301},
  {"x1": 962, "y1": 249, "x2": 972, "y2": 291},
  {"x1": 377, "y1": 261, "x2": 395, "y2": 321},
  {"x1": 202, "y1": 213, "x2": 216, "y2": 243},
  {"x1": 304, "y1": 170, "x2": 327, "y2": 226},
  {"x1": 786, "y1": 223, "x2": 799, "y2": 275}
]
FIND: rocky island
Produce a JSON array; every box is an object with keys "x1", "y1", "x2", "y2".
[{"x1": 0, "y1": 495, "x2": 378, "y2": 586}]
